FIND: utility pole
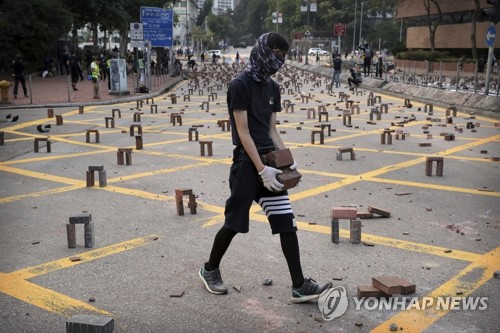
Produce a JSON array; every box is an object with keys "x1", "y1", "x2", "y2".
[
  {"x1": 353, "y1": 0, "x2": 358, "y2": 51},
  {"x1": 359, "y1": 2, "x2": 364, "y2": 46}
]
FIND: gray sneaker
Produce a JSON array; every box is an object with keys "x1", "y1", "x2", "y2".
[
  {"x1": 199, "y1": 264, "x2": 228, "y2": 295},
  {"x1": 291, "y1": 278, "x2": 332, "y2": 304}
]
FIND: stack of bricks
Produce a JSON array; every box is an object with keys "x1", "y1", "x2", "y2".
[
  {"x1": 331, "y1": 207, "x2": 361, "y2": 244},
  {"x1": 357, "y1": 276, "x2": 416, "y2": 298},
  {"x1": 66, "y1": 214, "x2": 94, "y2": 248}
]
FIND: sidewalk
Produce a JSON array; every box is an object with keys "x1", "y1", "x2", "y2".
[{"x1": 0, "y1": 72, "x2": 182, "y2": 109}]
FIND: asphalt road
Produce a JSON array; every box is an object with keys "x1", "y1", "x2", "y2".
[{"x1": 0, "y1": 60, "x2": 499, "y2": 333}]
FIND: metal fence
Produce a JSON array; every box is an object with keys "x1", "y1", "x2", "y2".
[{"x1": 341, "y1": 60, "x2": 500, "y2": 97}]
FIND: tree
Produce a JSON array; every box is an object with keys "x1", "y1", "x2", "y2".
[
  {"x1": 206, "y1": 13, "x2": 234, "y2": 46},
  {"x1": 423, "y1": 0, "x2": 442, "y2": 52},
  {"x1": 233, "y1": 0, "x2": 268, "y2": 42},
  {"x1": 196, "y1": 0, "x2": 214, "y2": 27},
  {"x1": 471, "y1": 0, "x2": 481, "y2": 61},
  {"x1": 0, "y1": 0, "x2": 72, "y2": 74}
]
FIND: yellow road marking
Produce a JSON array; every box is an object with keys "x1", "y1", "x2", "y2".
[
  {"x1": 0, "y1": 273, "x2": 111, "y2": 317},
  {"x1": 296, "y1": 222, "x2": 481, "y2": 262},
  {"x1": 202, "y1": 210, "x2": 482, "y2": 263},
  {"x1": 0, "y1": 234, "x2": 159, "y2": 317},
  {"x1": 0, "y1": 185, "x2": 81, "y2": 204},
  {"x1": 10, "y1": 235, "x2": 160, "y2": 279},
  {"x1": 371, "y1": 246, "x2": 500, "y2": 333},
  {"x1": 368, "y1": 177, "x2": 499, "y2": 197},
  {"x1": 0, "y1": 164, "x2": 85, "y2": 186}
]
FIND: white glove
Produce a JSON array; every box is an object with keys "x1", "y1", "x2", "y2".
[
  {"x1": 258, "y1": 166, "x2": 284, "y2": 192},
  {"x1": 289, "y1": 161, "x2": 298, "y2": 170}
]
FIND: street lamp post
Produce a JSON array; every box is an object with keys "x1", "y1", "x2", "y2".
[
  {"x1": 359, "y1": 2, "x2": 364, "y2": 46},
  {"x1": 353, "y1": 0, "x2": 357, "y2": 51},
  {"x1": 185, "y1": 0, "x2": 189, "y2": 48}
]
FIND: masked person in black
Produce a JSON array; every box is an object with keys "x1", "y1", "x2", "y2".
[
  {"x1": 199, "y1": 32, "x2": 332, "y2": 304},
  {"x1": 12, "y1": 54, "x2": 28, "y2": 99}
]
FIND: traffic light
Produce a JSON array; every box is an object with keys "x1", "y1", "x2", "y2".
[{"x1": 482, "y1": 0, "x2": 500, "y2": 23}]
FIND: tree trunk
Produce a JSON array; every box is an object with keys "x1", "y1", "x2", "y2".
[
  {"x1": 72, "y1": 26, "x2": 79, "y2": 52},
  {"x1": 471, "y1": 0, "x2": 480, "y2": 61},
  {"x1": 92, "y1": 23, "x2": 99, "y2": 54},
  {"x1": 119, "y1": 28, "x2": 128, "y2": 58}
]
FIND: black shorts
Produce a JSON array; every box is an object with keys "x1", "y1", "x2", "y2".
[{"x1": 223, "y1": 147, "x2": 297, "y2": 234}]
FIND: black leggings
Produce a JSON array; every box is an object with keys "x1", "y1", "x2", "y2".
[{"x1": 206, "y1": 226, "x2": 305, "y2": 288}]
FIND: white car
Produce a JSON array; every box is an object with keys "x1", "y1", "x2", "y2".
[
  {"x1": 309, "y1": 48, "x2": 329, "y2": 56},
  {"x1": 206, "y1": 50, "x2": 222, "y2": 58}
]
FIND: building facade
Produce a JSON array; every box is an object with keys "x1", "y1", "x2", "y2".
[
  {"x1": 173, "y1": 0, "x2": 199, "y2": 47},
  {"x1": 397, "y1": 0, "x2": 500, "y2": 50}
]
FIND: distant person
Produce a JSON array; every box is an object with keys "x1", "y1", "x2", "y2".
[
  {"x1": 11, "y1": 54, "x2": 28, "y2": 98},
  {"x1": 235, "y1": 52, "x2": 240, "y2": 64},
  {"x1": 84, "y1": 49, "x2": 93, "y2": 75},
  {"x1": 359, "y1": 43, "x2": 373, "y2": 77},
  {"x1": 90, "y1": 57, "x2": 101, "y2": 99},
  {"x1": 162, "y1": 52, "x2": 170, "y2": 75},
  {"x1": 187, "y1": 54, "x2": 196, "y2": 69},
  {"x1": 348, "y1": 67, "x2": 362, "y2": 89},
  {"x1": 212, "y1": 52, "x2": 217, "y2": 64},
  {"x1": 332, "y1": 54, "x2": 342, "y2": 88},
  {"x1": 201, "y1": 52, "x2": 205, "y2": 63},
  {"x1": 477, "y1": 56, "x2": 485, "y2": 73},
  {"x1": 375, "y1": 57, "x2": 384, "y2": 78},
  {"x1": 67, "y1": 51, "x2": 82, "y2": 91}
]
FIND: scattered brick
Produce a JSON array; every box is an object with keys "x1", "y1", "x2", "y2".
[
  {"x1": 69, "y1": 256, "x2": 81, "y2": 262},
  {"x1": 357, "y1": 285, "x2": 387, "y2": 298},
  {"x1": 66, "y1": 315, "x2": 114, "y2": 333},
  {"x1": 372, "y1": 276, "x2": 402, "y2": 295},
  {"x1": 331, "y1": 206, "x2": 358, "y2": 219},
  {"x1": 169, "y1": 289, "x2": 185, "y2": 298},
  {"x1": 357, "y1": 211, "x2": 374, "y2": 219},
  {"x1": 367, "y1": 206, "x2": 391, "y2": 218},
  {"x1": 390, "y1": 277, "x2": 416, "y2": 294}
]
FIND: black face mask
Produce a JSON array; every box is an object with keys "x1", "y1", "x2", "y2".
[{"x1": 246, "y1": 33, "x2": 286, "y2": 82}]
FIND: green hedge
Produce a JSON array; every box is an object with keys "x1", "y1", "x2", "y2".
[{"x1": 396, "y1": 50, "x2": 451, "y2": 61}]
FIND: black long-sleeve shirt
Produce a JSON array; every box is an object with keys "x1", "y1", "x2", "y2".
[{"x1": 12, "y1": 60, "x2": 25, "y2": 77}]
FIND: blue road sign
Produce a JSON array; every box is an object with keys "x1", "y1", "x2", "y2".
[
  {"x1": 140, "y1": 7, "x2": 173, "y2": 48},
  {"x1": 486, "y1": 24, "x2": 496, "y2": 47}
]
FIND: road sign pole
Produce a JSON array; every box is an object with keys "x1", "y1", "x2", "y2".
[
  {"x1": 484, "y1": 24, "x2": 496, "y2": 95},
  {"x1": 485, "y1": 45, "x2": 494, "y2": 95}
]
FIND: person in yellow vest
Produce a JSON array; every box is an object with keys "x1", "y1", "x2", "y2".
[
  {"x1": 106, "y1": 56, "x2": 112, "y2": 92},
  {"x1": 90, "y1": 57, "x2": 101, "y2": 99}
]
